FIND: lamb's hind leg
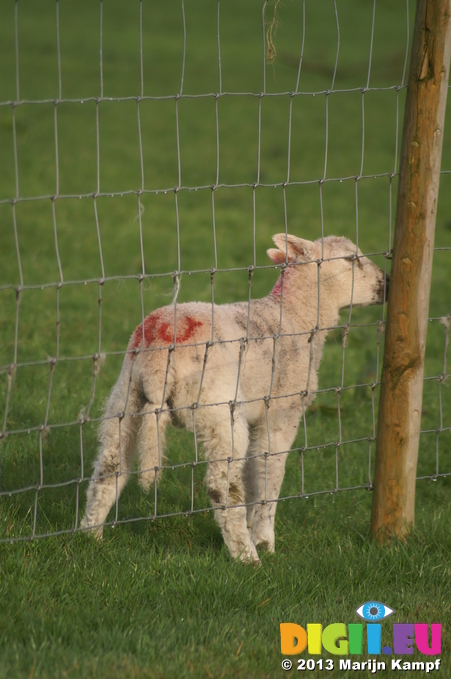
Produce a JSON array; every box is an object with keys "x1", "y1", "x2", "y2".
[
  {"x1": 81, "y1": 387, "x2": 142, "y2": 537},
  {"x1": 136, "y1": 403, "x2": 171, "y2": 491},
  {"x1": 200, "y1": 404, "x2": 259, "y2": 564}
]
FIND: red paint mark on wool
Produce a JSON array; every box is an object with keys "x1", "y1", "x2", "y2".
[
  {"x1": 129, "y1": 311, "x2": 161, "y2": 351},
  {"x1": 128, "y1": 311, "x2": 202, "y2": 356},
  {"x1": 159, "y1": 315, "x2": 203, "y2": 344},
  {"x1": 271, "y1": 277, "x2": 283, "y2": 296},
  {"x1": 270, "y1": 268, "x2": 293, "y2": 297}
]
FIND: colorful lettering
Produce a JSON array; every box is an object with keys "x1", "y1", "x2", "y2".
[
  {"x1": 415, "y1": 624, "x2": 441, "y2": 655},
  {"x1": 280, "y1": 623, "x2": 307, "y2": 655},
  {"x1": 321, "y1": 623, "x2": 348, "y2": 655},
  {"x1": 393, "y1": 624, "x2": 414, "y2": 655}
]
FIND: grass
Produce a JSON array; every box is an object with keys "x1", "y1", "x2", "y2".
[{"x1": 0, "y1": 0, "x2": 450, "y2": 677}]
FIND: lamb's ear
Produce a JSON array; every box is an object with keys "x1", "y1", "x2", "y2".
[
  {"x1": 272, "y1": 234, "x2": 317, "y2": 262},
  {"x1": 272, "y1": 234, "x2": 298, "y2": 259},
  {"x1": 267, "y1": 248, "x2": 288, "y2": 264}
]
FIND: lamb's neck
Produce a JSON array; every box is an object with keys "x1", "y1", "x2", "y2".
[{"x1": 269, "y1": 272, "x2": 341, "y2": 334}]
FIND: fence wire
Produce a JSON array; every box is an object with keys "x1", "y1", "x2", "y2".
[{"x1": 0, "y1": 0, "x2": 450, "y2": 544}]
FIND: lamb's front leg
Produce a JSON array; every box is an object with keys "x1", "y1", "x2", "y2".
[
  {"x1": 200, "y1": 405, "x2": 259, "y2": 564},
  {"x1": 247, "y1": 408, "x2": 300, "y2": 552}
]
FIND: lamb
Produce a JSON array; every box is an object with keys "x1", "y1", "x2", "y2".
[{"x1": 81, "y1": 234, "x2": 389, "y2": 564}]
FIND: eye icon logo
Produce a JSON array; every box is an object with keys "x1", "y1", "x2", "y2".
[{"x1": 355, "y1": 601, "x2": 395, "y2": 622}]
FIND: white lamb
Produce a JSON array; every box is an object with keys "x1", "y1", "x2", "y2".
[{"x1": 81, "y1": 234, "x2": 388, "y2": 564}]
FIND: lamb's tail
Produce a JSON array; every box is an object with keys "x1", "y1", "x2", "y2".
[
  {"x1": 98, "y1": 348, "x2": 173, "y2": 492},
  {"x1": 129, "y1": 355, "x2": 173, "y2": 492},
  {"x1": 136, "y1": 403, "x2": 171, "y2": 491}
]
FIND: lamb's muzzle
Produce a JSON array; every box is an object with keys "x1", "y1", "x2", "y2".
[
  {"x1": 384, "y1": 273, "x2": 390, "y2": 301},
  {"x1": 376, "y1": 272, "x2": 390, "y2": 304},
  {"x1": 81, "y1": 233, "x2": 388, "y2": 564}
]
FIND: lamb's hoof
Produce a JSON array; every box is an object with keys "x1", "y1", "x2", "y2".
[
  {"x1": 80, "y1": 517, "x2": 103, "y2": 540},
  {"x1": 139, "y1": 468, "x2": 162, "y2": 492},
  {"x1": 255, "y1": 539, "x2": 275, "y2": 554},
  {"x1": 138, "y1": 476, "x2": 152, "y2": 493},
  {"x1": 252, "y1": 529, "x2": 275, "y2": 553},
  {"x1": 238, "y1": 541, "x2": 261, "y2": 566}
]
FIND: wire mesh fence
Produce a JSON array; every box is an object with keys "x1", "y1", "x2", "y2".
[{"x1": 0, "y1": 0, "x2": 450, "y2": 547}]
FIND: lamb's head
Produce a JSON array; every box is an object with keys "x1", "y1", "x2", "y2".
[
  {"x1": 319, "y1": 236, "x2": 389, "y2": 308},
  {"x1": 267, "y1": 234, "x2": 389, "y2": 309}
]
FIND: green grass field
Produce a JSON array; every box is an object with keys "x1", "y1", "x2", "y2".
[{"x1": 0, "y1": 1, "x2": 450, "y2": 677}]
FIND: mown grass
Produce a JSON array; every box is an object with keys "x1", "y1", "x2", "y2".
[{"x1": 0, "y1": 0, "x2": 450, "y2": 677}]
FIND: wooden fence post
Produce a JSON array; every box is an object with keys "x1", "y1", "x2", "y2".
[{"x1": 370, "y1": 0, "x2": 451, "y2": 541}]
